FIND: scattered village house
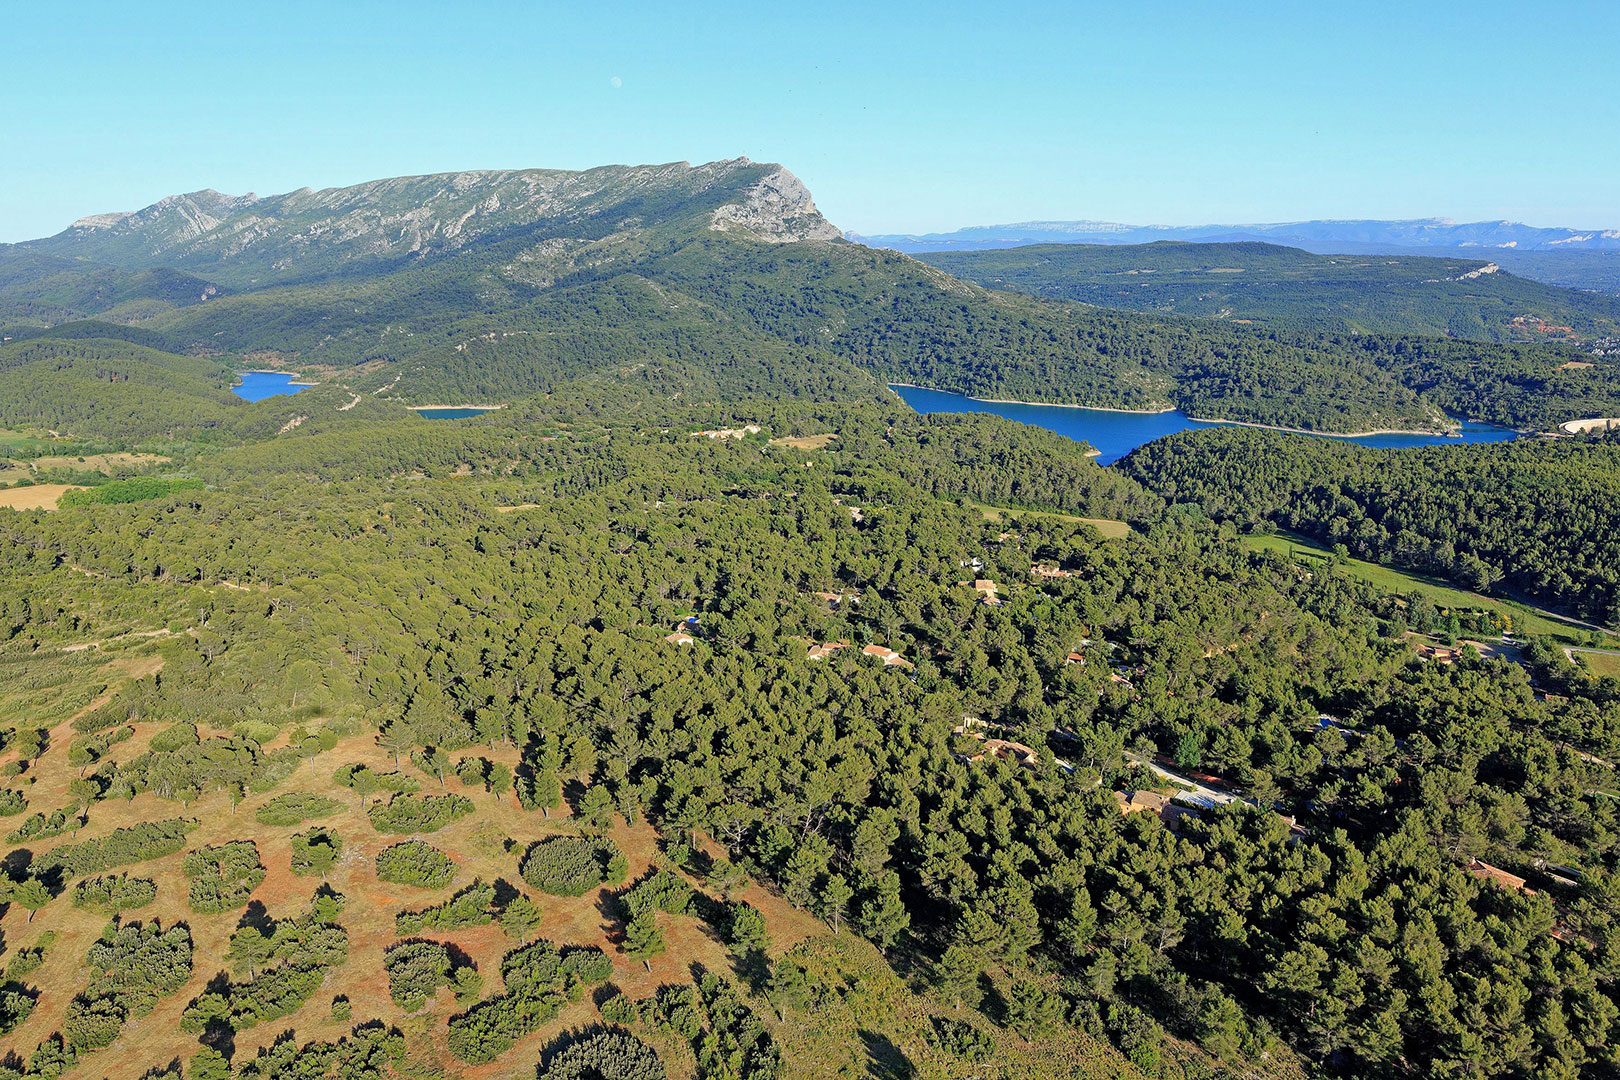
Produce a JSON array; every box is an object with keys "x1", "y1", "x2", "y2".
[
  {"x1": 1115, "y1": 789, "x2": 1199, "y2": 830},
  {"x1": 806, "y1": 640, "x2": 848, "y2": 661},
  {"x1": 691, "y1": 424, "x2": 761, "y2": 440},
  {"x1": 1414, "y1": 641, "x2": 1462, "y2": 664},
  {"x1": 1469, "y1": 858, "x2": 1535, "y2": 895},
  {"x1": 861, "y1": 643, "x2": 914, "y2": 669}
]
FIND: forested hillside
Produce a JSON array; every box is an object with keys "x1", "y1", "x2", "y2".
[
  {"x1": 920, "y1": 241, "x2": 1620, "y2": 342},
  {"x1": 1, "y1": 163, "x2": 1619, "y2": 1077},
  {"x1": 0, "y1": 363, "x2": 1618, "y2": 1078},
  {"x1": 0, "y1": 338, "x2": 405, "y2": 445},
  {"x1": 1120, "y1": 427, "x2": 1620, "y2": 625},
  {"x1": 0, "y1": 250, "x2": 222, "y2": 333},
  {"x1": 8, "y1": 163, "x2": 1620, "y2": 434}
]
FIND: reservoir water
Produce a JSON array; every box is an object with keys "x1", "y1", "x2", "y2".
[
  {"x1": 233, "y1": 371, "x2": 311, "y2": 401},
  {"x1": 891, "y1": 385, "x2": 1519, "y2": 464},
  {"x1": 416, "y1": 408, "x2": 496, "y2": 419}
]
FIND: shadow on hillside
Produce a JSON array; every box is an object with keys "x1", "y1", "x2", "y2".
[{"x1": 859, "y1": 1029, "x2": 916, "y2": 1079}]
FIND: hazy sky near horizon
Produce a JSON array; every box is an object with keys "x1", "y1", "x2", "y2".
[{"x1": 3, "y1": 1, "x2": 1617, "y2": 242}]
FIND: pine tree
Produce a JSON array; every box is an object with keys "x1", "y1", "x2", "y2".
[
  {"x1": 817, "y1": 873, "x2": 853, "y2": 934},
  {"x1": 12, "y1": 878, "x2": 51, "y2": 923},
  {"x1": 623, "y1": 912, "x2": 664, "y2": 971}
]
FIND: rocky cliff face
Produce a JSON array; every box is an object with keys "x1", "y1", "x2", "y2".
[
  {"x1": 709, "y1": 165, "x2": 842, "y2": 243},
  {"x1": 32, "y1": 159, "x2": 842, "y2": 285}
]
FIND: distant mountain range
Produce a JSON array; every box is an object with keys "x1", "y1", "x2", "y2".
[{"x1": 850, "y1": 218, "x2": 1620, "y2": 254}]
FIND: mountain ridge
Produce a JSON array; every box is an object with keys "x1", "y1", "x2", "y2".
[{"x1": 25, "y1": 159, "x2": 841, "y2": 287}]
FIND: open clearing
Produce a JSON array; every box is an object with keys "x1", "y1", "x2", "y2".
[
  {"x1": 11, "y1": 451, "x2": 170, "y2": 476},
  {"x1": 970, "y1": 500, "x2": 1133, "y2": 538},
  {"x1": 1575, "y1": 650, "x2": 1620, "y2": 679},
  {"x1": 0, "y1": 484, "x2": 84, "y2": 511},
  {"x1": 1243, "y1": 530, "x2": 1619, "y2": 646},
  {"x1": 770, "y1": 433, "x2": 837, "y2": 450}
]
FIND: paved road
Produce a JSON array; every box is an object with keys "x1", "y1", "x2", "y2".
[{"x1": 1567, "y1": 646, "x2": 1620, "y2": 661}]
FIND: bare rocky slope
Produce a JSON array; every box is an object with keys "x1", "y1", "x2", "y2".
[{"x1": 24, "y1": 158, "x2": 841, "y2": 287}]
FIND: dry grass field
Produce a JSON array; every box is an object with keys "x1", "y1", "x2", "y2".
[
  {"x1": 0, "y1": 485, "x2": 83, "y2": 511},
  {"x1": 769, "y1": 434, "x2": 837, "y2": 451}
]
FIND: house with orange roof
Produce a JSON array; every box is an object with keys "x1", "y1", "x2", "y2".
[
  {"x1": 862, "y1": 644, "x2": 914, "y2": 669},
  {"x1": 806, "y1": 641, "x2": 849, "y2": 661},
  {"x1": 1468, "y1": 858, "x2": 1534, "y2": 895}
]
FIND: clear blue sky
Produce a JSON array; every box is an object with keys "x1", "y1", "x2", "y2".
[{"x1": 3, "y1": 0, "x2": 1617, "y2": 242}]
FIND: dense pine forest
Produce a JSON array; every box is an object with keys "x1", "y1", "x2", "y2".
[
  {"x1": 0, "y1": 162, "x2": 1618, "y2": 1080},
  {"x1": 0, "y1": 364, "x2": 1618, "y2": 1078},
  {"x1": 1119, "y1": 428, "x2": 1620, "y2": 626}
]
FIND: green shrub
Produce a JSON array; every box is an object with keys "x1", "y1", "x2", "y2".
[
  {"x1": 600, "y1": 992, "x2": 639, "y2": 1026},
  {"x1": 289, "y1": 827, "x2": 342, "y2": 877},
  {"x1": 63, "y1": 919, "x2": 193, "y2": 1052},
  {"x1": 367, "y1": 793, "x2": 473, "y2": 834},
  {"x1": 0, "y1": 983, "x2": 35, "y2": 1035},
  {"x1": 72, "y1": 874, "x2": 158, "y2": 913},
  {"x1": 179, "y1": 896, "x2": 349, "y2": 1034},
  {"x1": 68, "y1": 725, "x2": 133, "y2": 767},
  {"x1": 147, "y1": 722, "x2": 200, "y2": 754},
  {"x1": 395, "y1": 879, "x2": 495, "y2": 935},
  {"x1": 447, "y1": 941, "x2": 614, "y2": 1063},
  {"x1": 383, "y1": 940, "x2": 453, "y2": 1011},
  {"x1": 59, "y1": 477, "x2": 205, "y2": 506},
  {"x1": 375, "y1": 840, "x2": 455, "y2": 888},
  {"x1": 618, "y1": 869, "x2": 693, "y2": 921},
  {"x1": 5, "y1": 935, "x2": 52, "y2": 980},
  {"x1": 930, "y1": 1016, "x2": 995, "y2": 1062},
  {"x1": 520, "y1": 836, "x2": 627, "y2": 897},
  {"x1": 7, "y1": 808, "x2": 84, "y2": 844},
  {"x1": 334, "y1": 764, "x2": 419, "y2": 794},
  {"x1": 536, "y1": 1028, "x2": 667, "y2": 1080},
  {"x1": 254, "y1": 791, "x2": 343, "y2": 826},
  {"x1": 232, "y1": 1018, "x2": 399, "y2": 1079},
  {"x1": 181, "y1": 841, "x2": 265, "y2": 913},
  {"x1": 36, "y1": 818, "x2": 197, "y2": 879}
]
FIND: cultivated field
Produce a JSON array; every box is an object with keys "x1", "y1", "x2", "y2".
[{"x1": 769, "y1": 433, "x2": 838, "y2": 451}]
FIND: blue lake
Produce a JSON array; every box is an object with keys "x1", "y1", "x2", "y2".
[
  {"x1": 233, "y1": 371, "x2": 311, "y2": 401},
  {"x1": 416, "y1": 408, "x2": 496, "y2": 419},
  {"x1": 891, "y1": 385, "x2": 1520, "y2": 464}
]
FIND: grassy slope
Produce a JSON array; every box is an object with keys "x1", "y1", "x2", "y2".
[
  {"x1": 1241, "y1": 530, "x2": 1620, "y2": 646},
  {"x1": 1575, "y1": 650, "x2": 1620, "y2": 679}
]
